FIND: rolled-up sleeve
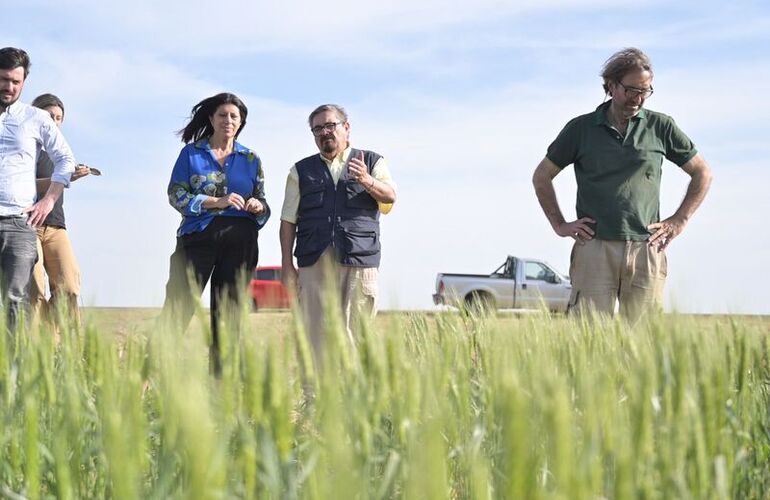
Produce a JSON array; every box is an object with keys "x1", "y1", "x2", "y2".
[
  {"x1": 40, "y1": 118, "x2": 76, "y2": 186},
  {"x1": 167, "y1": 147, "x2": 207, "y2": 216}
]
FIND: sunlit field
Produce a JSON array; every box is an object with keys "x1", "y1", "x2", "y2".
[{"x1": 1, "y1": 304, "x2": 769, "y2": 499}]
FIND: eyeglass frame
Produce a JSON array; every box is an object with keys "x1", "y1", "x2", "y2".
[
  {"x1": 310, "y1": 121, "x2": 344, "y2": 136},
  {"x1": 615, "y1": 81, "x2": 654, "y2": 99}
]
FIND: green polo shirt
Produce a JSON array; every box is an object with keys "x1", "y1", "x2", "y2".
[{"x1": 546, "y1": 101, "x2": 698, "y2": 241}]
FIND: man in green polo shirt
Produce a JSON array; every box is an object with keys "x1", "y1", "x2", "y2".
[{"x1": 532, "y1": 47, "x2": 712, "y2": 321}]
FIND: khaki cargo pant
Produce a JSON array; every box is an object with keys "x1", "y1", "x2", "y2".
[
  {"x1": 30, "y1": 226, "x2": 81, "y2": 320},
  {"x1": 568, "y1": 238, "x2": 666, "y2": 323},
  {"x1": 298, "y1": 248, "x2": 378, "y2": 361}
]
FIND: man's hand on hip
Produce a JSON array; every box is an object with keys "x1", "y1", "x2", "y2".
[
  {"x1": 647, "y1": 216, "x2": 686, "y2": 252},
  {"x1": 24, "y1": 181, "x2": 65, "y2": 227},
  {"x1": 22, "y1": 196, "x2": 55, "y2": 228},
  {"x1": 556, "y1": 217, "x2": 596, "y2": 244}
]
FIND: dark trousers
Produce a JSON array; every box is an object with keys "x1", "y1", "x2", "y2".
[
  {"x1": 162, "y1": 217, "x2": 259, "y2": 375},
  {"x1": 0, "y1": 216, "x2": 38, "y2": 334}
]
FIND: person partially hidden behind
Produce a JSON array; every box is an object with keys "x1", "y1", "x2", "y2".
[
  {"x1": 30, "y1": 93, "x2": 94, "y2": 324},
  {"x1": 532, "y1": 47, "x2": 712, "y2": 322}
]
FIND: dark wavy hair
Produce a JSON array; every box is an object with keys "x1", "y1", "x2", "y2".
[
  {"x1": 178, "y1": 92, "x2": 248, "y2": 143},
  {"x1": 31, "y1": 93, "x2": 65, "y2": 114},
  {"x1": 0, "y1": 47, "x2": 31, "y2": 78}
]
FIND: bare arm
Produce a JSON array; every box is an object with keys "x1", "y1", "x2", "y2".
[
  {"x1": 363, "y1": 177, "x2": 396, "y2": 204},
  {"x1": 280, "y1": 220, "x2": 298, "y2": 287},
  {"x1": 36, "y1": 165, "x2": 92, "y2": 192},
  {"x1": 532, "y1": 157, "x2": 595, "y2": 241},
  {"x1": 648, "y1": 153, "x2": 713, "y2": 250}
]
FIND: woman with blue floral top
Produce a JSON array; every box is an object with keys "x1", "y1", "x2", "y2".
[{"x1": 162, "y1": 92, "x2": 270, "y2": 375}]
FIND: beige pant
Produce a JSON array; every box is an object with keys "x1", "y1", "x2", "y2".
[
  {"x1": 297, "y1": 248, "x2": 378, "y2": 360},
  {"x1": 31, "y1": 226, "x2": 81, "y2": 318},
  {"x1": 568, "y1": 238, "x2": 666, "y2": 323}
]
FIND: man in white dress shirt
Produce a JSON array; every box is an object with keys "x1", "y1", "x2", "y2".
[{"x1": 0, "y1": 47, "x2": 76, "y2": 331}]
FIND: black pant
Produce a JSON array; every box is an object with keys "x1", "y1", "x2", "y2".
[{"x1": 162, "y1": 217, "x2": 259, "y2": 375}]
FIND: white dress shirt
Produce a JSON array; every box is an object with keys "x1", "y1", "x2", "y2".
[{"x1": 0, "y1": 101, "x2": 75, "y2": 216}]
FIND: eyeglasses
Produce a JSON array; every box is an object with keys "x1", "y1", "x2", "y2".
[
  {"x1": 616, "y1": 81, "x2": 654, "y2": 99},
  {"x1": 310, "y1": 121, "x2": 343, "y2": 136}
]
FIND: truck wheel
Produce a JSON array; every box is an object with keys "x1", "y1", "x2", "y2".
[{"x1": 465, "y1": 291, "x2": 494, "y2": 315}]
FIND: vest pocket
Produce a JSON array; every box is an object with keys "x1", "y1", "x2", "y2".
[
  {"x1": 299, "y1": 182, "x2": 325, "y2": 210},
  {"x1": 294, "y1": 225, "x2": 326, "y2": 257},
  {"x1": 342, "y1": 228, "x2": 380, "y2": 257},
  {"x1": 345, "y1": 181, "x2": 378, "y2": 210}
]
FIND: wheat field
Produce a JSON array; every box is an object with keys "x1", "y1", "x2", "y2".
[{"x1": 0, "y1": 305, "x2": 768, "y2": 499}]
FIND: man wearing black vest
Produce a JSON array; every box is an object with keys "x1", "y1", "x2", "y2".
[{"x1": 280, "y1": 104, "x2": 396, "y2": 360}]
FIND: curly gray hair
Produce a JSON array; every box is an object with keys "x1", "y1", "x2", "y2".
[{"x1": 601, "y1": 48, "x2": 653, "y2": 94}]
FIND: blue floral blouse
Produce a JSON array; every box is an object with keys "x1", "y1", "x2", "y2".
[{"x1": 167, "y1": 139, "x2": 270, "y2": 236}]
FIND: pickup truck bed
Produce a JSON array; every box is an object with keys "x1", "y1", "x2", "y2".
[{"x1": 433, "y1": 256, "x2": 571, "y2": 312}]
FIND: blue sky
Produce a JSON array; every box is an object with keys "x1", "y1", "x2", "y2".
[{"x1": 8, "y1": 0, "x2": 770, "y2": 313}]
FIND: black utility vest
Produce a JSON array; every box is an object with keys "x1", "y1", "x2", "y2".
[{"x1": 294, "y1": 149, "x2": 382, "y2": 268}]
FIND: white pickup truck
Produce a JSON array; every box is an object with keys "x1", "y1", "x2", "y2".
[{"x1": 433, "y1": 255, "x2": 572, "y2": 312}]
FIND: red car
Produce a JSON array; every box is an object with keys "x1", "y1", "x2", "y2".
[{"x1": 250, "y1": 265, "x2": 292, "y2": 310}]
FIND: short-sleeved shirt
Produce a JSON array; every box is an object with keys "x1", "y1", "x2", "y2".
[
  {"x1": 546, "y1": 101, "x2": 698, "y2": 241},
  {"x1": 167, "y1": 139, "x2": 270, "y2": 237}
]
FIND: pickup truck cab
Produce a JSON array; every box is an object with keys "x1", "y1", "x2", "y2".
[{"x1": 433, "y1": 255, "x2": 571, "y2": 312}]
